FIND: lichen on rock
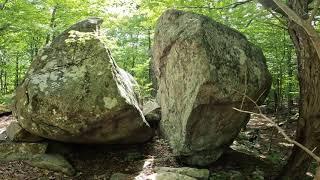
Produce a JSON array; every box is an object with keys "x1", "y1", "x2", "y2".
[
  {"x1": 152, "y1": 9, "x2": 271, "y2": 166},
  {"x1": 13, "y1": 18, "x2": 153, "y2": 144}
]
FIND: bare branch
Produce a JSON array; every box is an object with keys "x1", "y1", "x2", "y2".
[
  {"x1": 272, "y1": 0, "x2": 306, "y2": 26},
  {"x1": 308, "y1": 0, "x2": 320, "y2": 24},
  {"x1": 176, "y1": 0, "x2": 253, "y2": 10},
  {"x1": 232, "y1": 93, "x2": 320, "y2": 164},
  {"x1": 270, "y1": 0, "x2": 320, "y2": 61},
  {"x1": 266, "y1": 8, "x2": 287, "y2": 26},
  {"x1": 258, "y1": 0, "x2": 286, "y2": 16}
]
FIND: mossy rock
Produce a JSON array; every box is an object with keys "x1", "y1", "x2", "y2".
[
  {"x1": 6, "y1": 121, "x2": 43, "y2": 142},
  {"x1": 26, "y1": 154, "x2": 75, "y2": 176},
  {"x1": 13, "y1": 18, "x2": 153, "y2": 144},
  {"x1": 0, "y1": 142, "x2": 47, "y2": 161}
]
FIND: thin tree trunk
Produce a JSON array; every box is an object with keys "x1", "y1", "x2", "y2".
[
  {"x1": 15, "y1": 55, "x2": 19, "y2": 88},
  {"x1": 0, "y1": 69, "x2": 3, "y2": 93},
  {"x1": 286, "y1": 47, "x2": 294, "y2": 113},
  {"x1": 148, "y1": 29, "x2": 157, "y2": 97},
  {"x1": 274, "y1": 78, "x2": 280, "y2": 113},
  {"x1": 278, "y1": 0, "x2": 320, "y2": 178},
  {"x1": 3, "y1": 71, "x2": 7, "y2": 93},
  {"x1": 45, "y1": 5, "x2": 58, "y2": 45}
]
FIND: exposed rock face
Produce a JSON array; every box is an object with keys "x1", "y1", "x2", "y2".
[
  {"x1": 14, "y1": 18, "x2": 153, "y2": 144},
  {"x1": 154, "y1": 167, "x2": 210, "y2": 180},
  {"x1": 0, "y1": 142, "x2": 47, "y2": 161},
  {"x1": 142, "y1": 99, "x2": 161, "y2": 125},
  {"x1": 153, "y1": 10, "x2": 271, "y2": 165},
  {"x1": 148, "y1": 172, "x2": 197, "y2": 180},
  {"x1": 26, "y1": 154, "x2": 75, "y2": 176},
  {"x1": 6, "y1": 121, "x2": 43, "y2": 142}
]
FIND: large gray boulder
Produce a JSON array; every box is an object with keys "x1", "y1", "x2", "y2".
[
  {"x1": 13, "y1": 18, "x2": 153, "y2": 144},
  {"x1": 152, "y1": 10, "x2": 271, "y2": 165}
]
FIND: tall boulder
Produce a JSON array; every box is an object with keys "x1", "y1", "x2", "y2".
[
  {"x1": 13, "y1": 18, "x2": 153, "y2": 144},
  {"x1": 152, "y1": 10, "x2": 271, "y2": 165}
]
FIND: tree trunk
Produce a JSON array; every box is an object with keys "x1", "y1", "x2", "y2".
[
  {"x1": 3, "y1": 71, "x2": 7, "y2": 93},
  {"x1": 15, "y1": 55, "x2": 19, "y2": 88},
  {"x1": 286, "y1": 47, "x2": 294, "y2": 113},
  {"x1": 279, "y1": 0, "x2": 320, "y2": 178},
  {"x1": 274, "y1": 78, "x2": 280, "y2": 113},
  {"x1": 45, "y1": 6, "x2": 58, "y2": 45}
]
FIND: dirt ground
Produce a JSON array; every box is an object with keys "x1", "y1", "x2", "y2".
[{"x1": 0, "y1": 113, "x2": 313, "y2": 180}]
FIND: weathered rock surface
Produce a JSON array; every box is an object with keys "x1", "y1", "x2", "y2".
[
  {"x1": 142, "y1": 100, "x2": 161, "y2": 125},
  {"x1": 13, "y1": 18, "x2": 153, "y2": 144},
  {"x1": 0, "y1": 142, "x2": 47, "y2": 161},
  {"x1": 154, "y1": 167, "x2": 210, "y2": 180},
  {"x1": 148, "y1": 172, "x2": 197, "y2": 180},
  {"x1": 6, "y1": 121, "x2": 43, "y2": 142},
  {"x1": 153, "y1": 9, "x2": 271, "y2": 165},
  {"x1": 0, "y1": 131, "x2": 6, "y2": 141},
  {"x1": 26, "y1": 154, "x2": 75, "y2": 176}
]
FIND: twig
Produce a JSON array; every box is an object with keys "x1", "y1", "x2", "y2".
[
  {"x1": 176, "y1": 0, "x2": 253, "y2": 10},
  {"x1": 266, "y1": 8, "x2": 287, "y2": 26},
  {"x1": 232, "y1": 93, "x2": 320, "y2": 163},
  {"x1": 255, "y1": 20, "x2": 287, "y2": 30}
]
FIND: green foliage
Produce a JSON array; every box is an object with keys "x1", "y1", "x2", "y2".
[
  {"x1": 267, "y1": 151, "x2": 285, "y2": 164},
  {"x1": 0, "y1": 0, "x2": 300, "y2": 107},
  {"x1": 131, "y1": 59, "x2": 153, "y2": 99},
  {"x1": 0, "y1": 93, "x2": 13, "y2": 105}
]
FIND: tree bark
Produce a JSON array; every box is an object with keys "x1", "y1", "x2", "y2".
[
  {"x1": 286, "y1": 46, "x2": 294, "y2": 113},
  {"x1": 15, "y1": 55, "x2": 19, "y2": 88},
  {"x1": 45, "y1": 5, "x2": 58, "y2": 45},
  {"x1": 278, "y1": 0, "x2": 320, "y2": 178}
]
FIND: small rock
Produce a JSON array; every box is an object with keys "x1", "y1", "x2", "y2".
[
  {"x1": 154, "y1": 167, "x2": 209, "y2": 180},
  {"x1": 6, "y1": 121, "x2": 43, "y2": 142},
  {"x1": 0, "y1": 131, "x2": 7, "y2": 141},
  {"x1": 26, "y1": 154, "x2": 75, "y2": 176},
  {"x1": 148, "y1": 172, "x2": 196, "y2": 180},
  {"x1": 110, "y1": 173, "x2": 131, "y2": 180},
  {"x1": 143, "y1": 100, "x2": 161, "y2": 125},
  {"x1": 0, "y1": 142, "x2": 47, "y2": 161}
]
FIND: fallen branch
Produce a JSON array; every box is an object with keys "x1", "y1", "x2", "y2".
[
  {"x1": 233, "y1": 107, "x2": 320, "y2": 163},
  {"x1": 233, "y1": 93, "x2": 320, "y2": 178}
]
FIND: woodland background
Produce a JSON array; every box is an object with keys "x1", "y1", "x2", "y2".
[{"x1": 0, "y1": 0, "x2": 300, "y2": 113}]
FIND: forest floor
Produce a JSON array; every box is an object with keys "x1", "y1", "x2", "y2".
[{"x1": 0, "y1": 112, "x2": 314, "y2": 180}]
